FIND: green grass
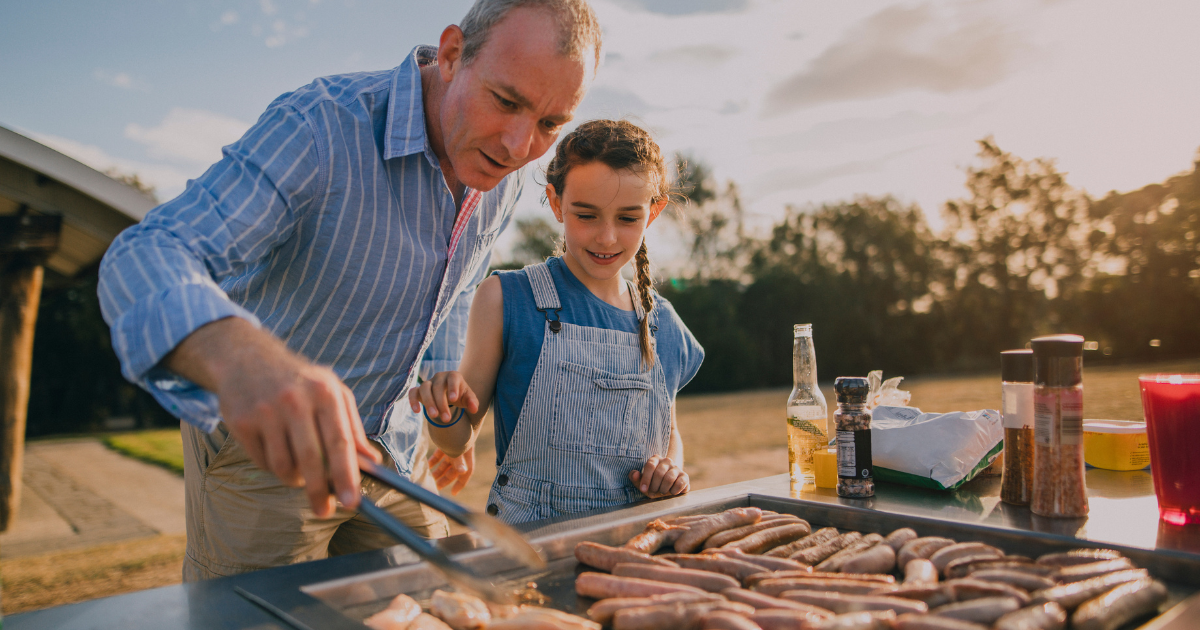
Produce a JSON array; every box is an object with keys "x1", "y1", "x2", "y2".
[{"x1": 103, "y1": 429, "x2": 184, "y2": 475}]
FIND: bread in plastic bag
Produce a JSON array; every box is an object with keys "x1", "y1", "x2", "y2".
[
  {"x1": 871, "y1": 405, "x2": 1003, "y2": 490},
  {"x1": 867, "y1": 370, "x2": 911, "y2": 409}
]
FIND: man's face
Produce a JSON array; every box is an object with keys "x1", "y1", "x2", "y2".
[{"x1": 437, "y1": 8, "x2": 591, "y2": 191}]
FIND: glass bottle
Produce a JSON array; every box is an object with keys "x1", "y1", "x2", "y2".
[
  {"x1": 834, "y1": 376, "x2": 874, "y2": 498},
  {"x1": 787, "y1": 324, "x2": 829, "y2": 485},
  {"x1": 1031, "y1": 334, "x2": 1089, "y2": 518},
  {"x1": 1000, "y1": 349, "x2": 1035, "y2": 505}
]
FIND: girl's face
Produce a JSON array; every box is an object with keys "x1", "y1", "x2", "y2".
[{"x1": 547, "y1": 161, "x2": 667, "y2": 288}]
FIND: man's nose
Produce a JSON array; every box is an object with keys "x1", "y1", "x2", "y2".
[{"x1": 500, "y1": 117, "x2": 536, "y2": 164}]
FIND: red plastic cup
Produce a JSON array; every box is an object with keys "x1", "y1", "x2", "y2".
[{"x1": 1140, "y1": 374, "x2": 1200, "y2": 525}]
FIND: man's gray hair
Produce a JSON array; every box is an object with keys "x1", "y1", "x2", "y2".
[{"x1": 460, "y1": 0, "x2": 602, "y2": 70}]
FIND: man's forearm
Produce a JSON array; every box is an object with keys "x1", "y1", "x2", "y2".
[{"x1": 161, "y1": 316, "x2": 288, "y2": 393}]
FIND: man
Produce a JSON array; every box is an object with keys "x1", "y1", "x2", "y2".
[{"x1": 98, "y1": 0, "x2": 600, "y2": 580}]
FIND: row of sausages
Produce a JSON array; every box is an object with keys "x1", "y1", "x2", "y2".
[
  {"x1": 364, "y1": 590, "x2": 600, "y2": 630},
  {"x1": 571, "y1": 507, "x2": 1169, "y2": 630}
]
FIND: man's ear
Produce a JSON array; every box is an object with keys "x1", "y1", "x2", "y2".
[
  {"x1": 437, "y1": 25, "x2": 465, "y2": 83},
  {"x1": 546, "y1": 184, "x2": 565, "y2": 223},
  {"x1": 647, "y1": 198, "x2": 669, "y2": 226}
]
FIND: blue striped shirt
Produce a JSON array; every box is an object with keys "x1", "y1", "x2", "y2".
[{"x1": 98, "y1": 46, "x2": 522, "y2": 473}]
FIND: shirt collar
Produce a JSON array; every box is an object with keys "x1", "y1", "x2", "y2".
[{"x1": 384, "y1": 45, "x2": 439, "y2": 160}]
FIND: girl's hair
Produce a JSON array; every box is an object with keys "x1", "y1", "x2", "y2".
[{"x1": 545, "y1": 120, "x2": 671, "y2": 368}]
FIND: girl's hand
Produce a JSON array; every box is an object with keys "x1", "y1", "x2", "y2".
[
  {"x1": 428, "y1": 447, "x2": 474, "y2": 496},
  {"x1": 629, "y1": 455, "x2": 689, "y2": 499},
  {"x1": 408, "y1": 371, "x2": 480, "y2": 423}
]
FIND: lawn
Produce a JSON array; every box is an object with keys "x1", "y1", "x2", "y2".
[{"x1": 3, "y1": 358, "x2": 1196, "y2": 614}]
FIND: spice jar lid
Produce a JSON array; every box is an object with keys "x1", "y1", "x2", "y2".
[
  {"x1": 834, "y1": 376, "x2": 870, "y2": 403},
  {"x1": 1030, "y1": 334, "x2": 1084, "y2": 357},
  {"x1": 1001, "y1": 349, "x2": 1034, "y2": 382}
]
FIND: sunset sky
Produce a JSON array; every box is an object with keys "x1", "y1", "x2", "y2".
[{"x1": 3, "y1": 0, "x2": 1199, "y2": 260}]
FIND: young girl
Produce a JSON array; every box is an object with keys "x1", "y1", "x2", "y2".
[{"x1": 409, "y1": 120, "x2": 704, "y2": 524}]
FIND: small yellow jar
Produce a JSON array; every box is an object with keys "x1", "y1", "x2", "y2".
[
  {"x1": 813, "y1": 448, "x2": 839, "y2": 488},
  {"x1": 1083, "y1": 420, "x2": 1151, "y2": 471}
]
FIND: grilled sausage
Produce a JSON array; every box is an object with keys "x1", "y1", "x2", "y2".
[
  {"x1": 723, "y1": 522, "x2": 813, "y2": 554},
  {"x1": 703, "y1": 517, "x2": 803, "y2": 550},
  {"x1": 674, "y1": 508, "x2": 764, "y2": 553},
  {"x1": 576, "y1": 572, "x2": 707, "y2": 599},
  {"x1": 750, "y1": 609, "x2": 833, "y2": 630},
  {"x1": 897, "y1": 537, "x2": 956, "y2": 567},
  {"x1": 1056, "y1": 558, "x2": 1135, "y2": 583},
  {"x1": 575, "y1": 542, "x2": 680, "y2": 572},
  {"x1": 894, "y1": 613, "x2": 988, "y2": 630},
  {"x1": 720, "y1": 587, "x2": 835, "y2": 615},
  {"x1": 612, "y1": 601, "x2": 755, "y2": 630},
  {"x1": 713, "y1": 548, "x2": 813, "y2": 572},
  {"x1": 932, "y1": 596, "x2": 1023, "y2": 624},
  {"x1": 698, "y1": 611, "x2": 763, "y2": 630},
  {"x1": 1029, "y1": 568, "x2": 1150, "y2": 610},
  {"x1": 613, "y1": 563, "x2": 742, "y2": 593},
  {"x1": 793, "y1": 532, "x2": 863, "y2": 565},
  {"x1": 768, "y1": 527, "x2": 840, "y2": 558},
  {"x1": 663, "y1": 554, "x2": 776, "y2": 582},
  {"x1": 969, "y1": 569, "x2": 1056, "y2": 591},
  {"x1": 808, "y1": 610, "x2": 897, "y2": 630},
  {"x1": 755, "y1": 577, "x2": 898, "y2": 597},
  {"x1": 842, "y1": 542, "x2": 897, "y2": 575},
  {"x1": 1035, "y1": 549, "x2": 1123, "y2": 567},
  {"x1": 993, "y1": 601, "x2": 1067, "y2": 630},
  {"x1": 587, "y1": 592, "x2": 723, "y2": 624},
  {"x1": 929, "y1": 544, "x2": 1003, "y2": 574},
  {"x1": 779, "y1": 590, "x2": 929, "y2": 615},
  {"x1": 625, "y1": 519, "x2": 689, "y2": 554},
  {"x1": 816, "y1": 534, "x2": 885, "y2": 572},
  {"x1": 944, "y1": 578, "x2": 1031, "y2": 605},
  {"x1": 944, "y1": 557, "x2": 1039, "y2": 580},
  {"x1": 1070, "y1": 578, "x2": 1167, "y2": 630},
  {"x1": 880, "y1": 585, "x2": 956, "y2": 608},
  {"x1": 884, "y1": 528, "x2": 919, "y2": 551},
  {"x1": 905, "y1": 559, "x2": 938, "y2": 585},
  {"x1": 745, "y1": 571, "x2": 893, "y2": 588}
]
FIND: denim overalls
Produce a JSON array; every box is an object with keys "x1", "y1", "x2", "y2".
[{"x1": 485, "y1": 262, "x2": 672, "y2": 524}]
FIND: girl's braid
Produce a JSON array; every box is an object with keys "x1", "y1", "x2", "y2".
[{"x1": 634, "y1": 241, "x2": 655, "y2": 368}]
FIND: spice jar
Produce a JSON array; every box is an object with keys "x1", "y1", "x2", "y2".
[
  {"x1": 1030, "y1": 334, "x2": 1089, "y2": 518},
  {"x1": 1000, "y1": 350, "x2": 1035, "y2": 505},
  {"x1": 834, "y1": 377, "x2": 874, "y2": 498}
]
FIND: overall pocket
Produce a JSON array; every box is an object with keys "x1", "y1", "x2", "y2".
[{"x1": 550, "y1": 360, "x2": 652, "y2": 457}]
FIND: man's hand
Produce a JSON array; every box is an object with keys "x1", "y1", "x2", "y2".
[
  {"x1": 629, "y1": 455, "x2": 689, "y2": 499},
  {"x1": 164, "y1": 317, "x2": 381, "y2": 518},
  {"x1": 429, "y1": 447, "x2": 475, "y2": 496}
]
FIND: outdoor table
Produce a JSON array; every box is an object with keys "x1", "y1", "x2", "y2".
[{"x1": 8, "y1": 467, "x2": 1197, "y2": 629}]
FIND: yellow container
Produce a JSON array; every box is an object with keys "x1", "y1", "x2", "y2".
[
  {"x1": 813, "y1": 448, "x2": 838, "y2": 488},
  {"x1": 1083, "y1": 420, "x2": 1151, "y2": 471}
]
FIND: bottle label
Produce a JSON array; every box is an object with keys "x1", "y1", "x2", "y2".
[
  {"x1": 788, "y1": 405, "x2": 827, "y2": 437},
  {"x1": 837, "y1": 430, "x2": 873, "y2": 479},
  {"x1": 1034, "y1": 389, "x2": 1083, "y2": 446},
  {"x1": 1002, "y1": 383, "x2": 1034, "y2": 429}
]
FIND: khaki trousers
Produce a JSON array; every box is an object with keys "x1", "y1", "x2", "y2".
[{"x1": 181, "y1": 421, "x2": 449, "y2": 581}]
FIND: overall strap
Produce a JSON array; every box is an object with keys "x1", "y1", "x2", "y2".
[{"x1": 525, "y1": 262, "x2": 563, "y2": 333}]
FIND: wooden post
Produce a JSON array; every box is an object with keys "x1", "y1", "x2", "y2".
[{"x1": 0, "y1": 211, "x2": 60, "y2": 532}]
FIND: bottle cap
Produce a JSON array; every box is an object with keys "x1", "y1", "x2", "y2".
[
  {"x1": 1001, "y1": 349, "x2": 1034, "y2": 382},
  {"x1": 794, "y1": 324, "x2": 813, "y2": 338},
  {"x1": 1032, "y1": 334, "x2": 1084, "y2": 387},
  {"x1": 834, "y1": 376, "x2": 870, "y2": 403},
  {"x1": 1030, "y1": 334, "x2": 1084, "y2": 357}
]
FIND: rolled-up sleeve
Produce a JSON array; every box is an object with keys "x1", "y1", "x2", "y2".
[{"x1": 98, "y1": 103, "x2": 325, "y2": 430}]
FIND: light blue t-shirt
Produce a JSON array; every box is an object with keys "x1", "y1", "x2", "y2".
[{"x1": 492, "y1": 256, "x2": 704, "y2": 464}]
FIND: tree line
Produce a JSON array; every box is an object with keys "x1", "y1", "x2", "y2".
[{"x1": 25, "y1": 139, "x2": 1200, "y2": 433}]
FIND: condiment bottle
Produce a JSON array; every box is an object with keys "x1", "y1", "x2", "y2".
[
  {"x1": 1000, "y1": 349, "x2": 1035, "y2": 505},
  {"x1": 787, "y1": 324, "x2": 829, "y2": 485},
  {"x1": 834, "y1": 376, "x2": 874, "y2": 498},
  {"x1": 1030, "y1": 334, "x2": 1089, "y2": 518}
]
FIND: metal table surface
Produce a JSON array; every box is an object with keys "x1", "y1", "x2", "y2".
[{"x1": 10, "y1": 468, "x2": 1200, "y2": 629}]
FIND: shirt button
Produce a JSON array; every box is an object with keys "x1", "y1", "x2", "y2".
[
  {"x1": 487, "y1": 504, "x2": 499, "y2": 516},
  {"x1": 497, "y1": 474, "x2": 509, "y2": 486}
]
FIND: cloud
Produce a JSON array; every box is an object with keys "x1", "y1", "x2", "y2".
[
  {"x1": 260, "y1": 0, "x2": 278, "y2": 16},
  {"x1": 576, "y1": 85, "x2": 658, "y2": 120},
  {"x1": 221, "y1": 10, "x2": 239, "y2": 25},
  {"x1": 124, "y1": 108, "x2": 251, "y2": 165},
  {"x1": 649, "y1": 45, "x2": 736, "y2": 65},
  {"x1": 764, "y1": 4, "x2": 1022, "y2": 114},
  {"x1": 754, "y1": 146, "x2": 922, "y2": 196},
  {"x1": 612, "y1": 0, "x2": 748, "y2": 16},
  {"x1": 753, "y1": 110, "x2": 960, "y2": 155},
  {"x1": 27, "y1": 132, "x2": 195, "y2": 200},
  {"x1": 93, "y1": 69, "x2": 148, "y2": 91}
]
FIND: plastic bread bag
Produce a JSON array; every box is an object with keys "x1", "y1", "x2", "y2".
[
  {"x1": 867, "y1": 370, "x2": 911, "y2": 409},
  {"x1": 871, "y1": 405, "x2": 1003, "y2": 490}
]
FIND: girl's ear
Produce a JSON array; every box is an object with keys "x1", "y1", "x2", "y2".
[
  {"x1": 647, "y1": 197, "x2": 669, "y2": 227},
  {"x1": 546, "y1": 183, "x2": 565, "y2": 223}
]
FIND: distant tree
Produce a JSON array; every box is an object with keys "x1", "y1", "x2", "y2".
[
  {"x1": 511, "y1": 217, "x2": 560, "y2": 265},
  {"x1": 104, "y1": 168, "x2": 158, "y2": 202},
  {"x1": 668, "y1": 155, "x2": 751, "y2": 281}
]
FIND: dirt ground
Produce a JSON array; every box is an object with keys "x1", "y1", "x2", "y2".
[{"x1": 3, "y1": 359, "x2": 1195, "y2": 614}]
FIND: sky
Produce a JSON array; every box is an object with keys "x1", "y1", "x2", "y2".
[{"x1": 4, "y1": 0, "x2": 1200, "y2": 263}]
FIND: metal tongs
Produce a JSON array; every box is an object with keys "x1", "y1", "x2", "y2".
[{"x1": 354, "y1": 453, "x2": 546, "y2": 602}]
